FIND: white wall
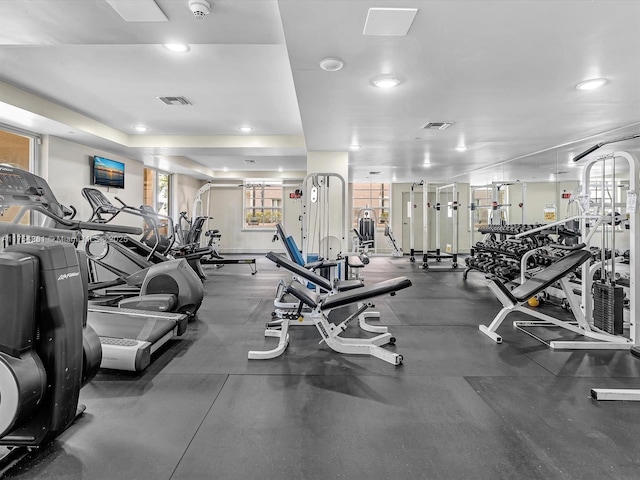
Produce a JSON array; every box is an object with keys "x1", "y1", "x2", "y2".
[
  {"x1": 205, "y1": 185, "x2": 293, "y2": 254},
  {"x1": 172, "y1": 173, "x2": 205, "y2": 219},
  {"x1": 44, "y1": 136, "x2": 144, "y2": 230}
]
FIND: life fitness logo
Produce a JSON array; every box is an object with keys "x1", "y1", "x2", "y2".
[{"x1": 57, "y1": 272, "x2": 80, "y2": 281}]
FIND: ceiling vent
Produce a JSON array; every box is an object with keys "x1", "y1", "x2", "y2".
[
  {"x1": 243, "y1": 159, "x2": 257, "y2": 164},
  {"x1": 157, "y1": 96, "x2": 192, "y2": 106},
  {"x1": 369, "y1": 171, "x2": 381, "y2": 175},
  {"x1": 363, "y1": 8, "x2": 418, "y2": 36},
  {"x1": 421, "y1": 122, "x2": 454, "y2": 130}
]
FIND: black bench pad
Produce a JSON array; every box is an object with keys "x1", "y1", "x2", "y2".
[
  {"x1": 336, "y1": 279, "x2": 364, "y2": 291},
  {"x1": 285, "y1": 282, "x2": 321, "y2": 309},
  {"x1": 508, "y1": 249, "x2": 592, "y2": 302},
  {"x1": 321, "y1": 276, "x2": 412, "y2": 311},
  {"x1": 347, "y1": 256, "x2": 365, "y2": 268}
]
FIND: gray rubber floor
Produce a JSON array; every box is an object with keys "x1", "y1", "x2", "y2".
[{"x1": 5, "y1": 255, "x2": 640, "y2": 479}]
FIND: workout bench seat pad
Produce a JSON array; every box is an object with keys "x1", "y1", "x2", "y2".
[
  {"x1": 504, "y1": 249, "x2": 592, "y2": 303},
  {"x1": 347, "y1": 256, "x2": 365, "y2": 268},
  {"x1": 286, "y1": 276, "x2": 412, "y2": 311}
]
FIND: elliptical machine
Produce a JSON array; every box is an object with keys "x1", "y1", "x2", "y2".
[
  {"x1": 0, "y1": 165, "x2": 111, "y2": 463},
  {"x1": 80, "y1": 187, "x2": 204, "y2": 317}
]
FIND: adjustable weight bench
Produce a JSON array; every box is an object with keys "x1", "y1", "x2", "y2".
[
  {"x1": 480, "y1": 249, "x2": 625, "y2": 348},
  {"x1": 271, "y1": 224, "x2": 387, "y2": 335},
  {"x1": 249, "y1": 252, "x2": 411, "y2": 365}
]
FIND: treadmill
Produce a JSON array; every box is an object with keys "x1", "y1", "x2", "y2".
[{"x1": 0, "y1": 165, "x2": 188, "y2": 371}]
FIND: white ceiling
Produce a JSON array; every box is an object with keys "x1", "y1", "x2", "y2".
[{"x1": 0, "y1": 0, "x2": 639, "y2": 184}]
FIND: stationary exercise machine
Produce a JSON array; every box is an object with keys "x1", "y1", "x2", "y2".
[
  {"x1": 352, "y1": 207, "x2": 377, "y2": 255},
  {"x1": 191, "y1": 183, "x2": 258, "y2": 274},
  {"x1": 2, "y1": 167, "x2": 193, "y2": 372},
  {"x1": 302, "y1": 173, "x2": 348, "y2": 265},
  {"x1": 479, "y1": 150, "x2": 638, "y2": 352},
  {"x1": 0, "y1": 166, "x2": 104, "y2": 465},
  {"x1": 81, "y1": 187, "x2": 204, "y2": 317}
]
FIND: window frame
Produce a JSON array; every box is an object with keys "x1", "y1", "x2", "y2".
[
  {"x1": 242, "y1": 180, "x2": 284, "y2": 231},
  {"x1": 352, "y1": 182, "x2": 390, "y2": 228},
  {"x1": 144, "y1": 167, "x2": 172, "y2": 218}
]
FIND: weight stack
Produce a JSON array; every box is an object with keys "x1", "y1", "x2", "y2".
[{"x1": 593, "y1": 283, "x2": 624, "y2": 335}]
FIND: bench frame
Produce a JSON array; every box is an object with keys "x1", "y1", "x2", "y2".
[
  {"x1": 481, "y1": 277, "x2": 631, "y2": 349},
  {"x1": 480, "y1": 251, "x2": 633, "y2": 349},
  {"x1": 249, "y1": 253, "x2": 408, "y2": 365}
]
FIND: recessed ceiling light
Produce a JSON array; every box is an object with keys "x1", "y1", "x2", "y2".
[
  {"x1": 319, "y1": 57, "x2": 344, "y2": 72},
  {"x1": 392, "y1": 175, "x2": 397, "y2": 182},
  {"x1": 223, "y1": 167, "x2": 228, "y2": 172},
  {"x1": 278, "y1": 166, "x2": 283, "y2": 172},
  {"x1": 134, "y1": 125, "x2": 148, "y2": 132},
  {"x1": 350, "y1": 144, "x2": 361, "y2": 150},
  {"x1": 423, "y1": 163, "x2": 431, "y2": 167},
  {"x1": 371, "y1": 75, "x2": 401, "y2": 89},
  {"x1": 163, "y1": 43, "x2": 190, "y2": 53},
  {"x1": 238, "y1": 125, "x2": 253, "y2": 133},
  {"x1": 455, "y1": 145, "x2": 468, "y2": 152},
  {"x1": 576, "y1": 78, "x2": 608, "y2": 90}
]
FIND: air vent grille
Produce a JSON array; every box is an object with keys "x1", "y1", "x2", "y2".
[
  {"x1": 243, "y1": 159, "x2": 257, "y2": 164},
  {"x1": 369, "y1": 171, "x2": 381, "y2": 175},
  {"x1": 157, "y1": 96, "x2": 192, "y2": 106},
  {"x1": 421, "y1": 122, "x2": 454, "y2": 130}
]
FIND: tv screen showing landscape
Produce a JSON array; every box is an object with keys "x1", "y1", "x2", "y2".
[{"x1": 93, "y1": 156, "x2": 125, "y2": 188}]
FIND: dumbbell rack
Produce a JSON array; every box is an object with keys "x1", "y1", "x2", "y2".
[{"x1": 463, "y1": 224, "x2": 562, "y2": 281}]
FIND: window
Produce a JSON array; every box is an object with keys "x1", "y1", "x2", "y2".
[
  {"x1": 352, "y1": 182, "x2": 390, "y2": 227},
  {"x1": 244, "y1": 180, "x2": 283, "y2": 229},
  {"x1": 143, "y1": 168, "x2": 171, "y2": 217},
  {"x1": 0, "y1": 127, "x2": 37, "y2": 226},
  {"x1": 143, "y1": 168, "x2": 171, "y2": 235}
]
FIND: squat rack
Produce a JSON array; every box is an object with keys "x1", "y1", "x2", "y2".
[{"x1": 421, "y1": 182, "x2": 459, "y2": 269}]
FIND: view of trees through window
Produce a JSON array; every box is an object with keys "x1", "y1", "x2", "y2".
[
  {"x1": 143, "y1": 168, "x2": 171, "y2": 235},
  {"x1": 0, "y1": 129, "x2": 32, "y2": 225},
  {"x1": 244, "y1": 181, "x2": 283, "y2": 229}
]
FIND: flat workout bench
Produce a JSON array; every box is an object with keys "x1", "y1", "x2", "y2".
[
  {"x1": 249, "y1": 252, "x2": 412, "y2": 365},
  {"x1": 480, "y1": 249, "x2": 596, "y2": 345}
]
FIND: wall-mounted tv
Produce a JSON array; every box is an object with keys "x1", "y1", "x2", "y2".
[{"x1": 92, "y1": 156, "x2": 125, "y2": 189}]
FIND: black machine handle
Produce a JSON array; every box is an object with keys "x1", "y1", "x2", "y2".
[
  {"x1": 75, "y1": 221, "x2": 142, "y2": 235},
  {"x1": 573, "y1": 133, "x2": 640, "y2": 162},
  {"x1": 0, "y1": 222, "x2": 80, "y2": 240},
  {"x1": 552, "y1": 242, "x2": 587, "y2": 251}
]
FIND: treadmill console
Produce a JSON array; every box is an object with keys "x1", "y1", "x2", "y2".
[{"x1": 0, "y1": 165, "x2": 48, "y2": 207}]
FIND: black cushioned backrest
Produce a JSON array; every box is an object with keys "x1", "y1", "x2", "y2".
[
  {"x1": 285, "y1": 281, "x2": 320, "y2": 309},
  {"x1": 265, "y1": 252, "x2": 333, "y2": 291},
  {"x1": 321, "y1": 276, "x2": 412, "y2": 311},
  {"x1": 510, "y1": 249, "x2": 592, "y2": 302}
]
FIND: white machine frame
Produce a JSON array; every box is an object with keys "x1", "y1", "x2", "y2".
[
  {"x1": 421, "y1": 182, "x2": 459, "y2": 269},
  {"x1": 479, "y1": 151, "x2": 638, "y2": 351},
  {"x1": 301, "y1": 173, "x2": 348, "y2": 264}
]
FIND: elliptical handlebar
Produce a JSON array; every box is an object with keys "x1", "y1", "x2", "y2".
[{"x1": 0, "y1": 221, "x2": 81, "y2": 241}]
